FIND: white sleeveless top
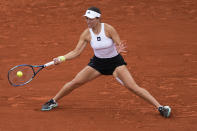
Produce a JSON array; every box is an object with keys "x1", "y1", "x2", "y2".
[{"x1": 89, "y1": 23, "x2": 118, "y2": 58}]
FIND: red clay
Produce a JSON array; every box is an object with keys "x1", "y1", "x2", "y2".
[{"x1": 0, "y1": 0, "x2": 197, "y2": 131}]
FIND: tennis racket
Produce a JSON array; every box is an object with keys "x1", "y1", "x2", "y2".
[{"x1": 8, "y1": 61, "x2": 55, "y2": 87}]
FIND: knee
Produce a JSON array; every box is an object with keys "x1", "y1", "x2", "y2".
[{"x1": 70, "y1": 79, "x2": 85, "y2": 87}]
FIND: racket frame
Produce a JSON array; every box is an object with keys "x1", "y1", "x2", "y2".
[
  {"x1": 8, "y1": 64, "x2": 45, "y2": 87},
  {"x1": 8, "y1": 61, "x2": 54, "y2": 87}
]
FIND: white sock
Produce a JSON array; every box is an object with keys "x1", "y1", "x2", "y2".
[{"x1": 115, "y1": 77, "x2": 124, "y2": 86}]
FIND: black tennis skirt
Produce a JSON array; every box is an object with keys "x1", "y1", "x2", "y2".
[{"x1": 88, "y1": 54, "x2": 127, "y2": 75}]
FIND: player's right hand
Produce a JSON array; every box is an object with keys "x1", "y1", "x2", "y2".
[{"x1": 53, "y1": 58, "x2": 61, "y2": 65}]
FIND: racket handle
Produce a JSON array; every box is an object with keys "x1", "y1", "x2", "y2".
[{"x1": 44, "y1": 61, "x2": 54, "y2": 67}]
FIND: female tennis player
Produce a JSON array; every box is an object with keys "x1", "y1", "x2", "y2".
[{"x1": 41, "y1": 7, "x2": 171, "y2": 118}]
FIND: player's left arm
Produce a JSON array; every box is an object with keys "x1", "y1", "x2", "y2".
[{"x1": 105, "y1": 24, "x2": 127, "y2": 53}]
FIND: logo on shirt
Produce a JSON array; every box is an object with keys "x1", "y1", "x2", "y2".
[{"x1": 97, "y1": 37, "x2": 101, "y2": 41}]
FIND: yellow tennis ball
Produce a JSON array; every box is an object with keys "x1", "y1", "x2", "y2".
[
  {"x1": 58, "y1": 56, "x2": 66, "y2": 62},
  {"x1": 17, "y1": 71, "x2": 23, "y2": 77}
]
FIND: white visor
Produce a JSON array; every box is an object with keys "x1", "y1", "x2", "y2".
[{"x1": 84, "y1": 10, "x2": 101, "y2": 19}]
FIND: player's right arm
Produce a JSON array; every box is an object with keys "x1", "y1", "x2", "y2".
[{"x1": 54, "y1": 28, "x2": 90, "y2": 64}]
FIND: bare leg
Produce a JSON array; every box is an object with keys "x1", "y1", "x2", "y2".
[
  {"x1": 113, "y1": 65, "x2": 161, "y2": 108},
  {"x1": 53, "y1": 66, "x2": 101, "y2": 101}
]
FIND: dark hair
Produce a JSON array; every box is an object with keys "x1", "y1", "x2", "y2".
[{"x1": 88, "y1": 6, "x2": 101, "y2": 14}]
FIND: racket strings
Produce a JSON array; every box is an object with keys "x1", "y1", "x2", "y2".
[{"x1": 8, "y1": 66, "x2": 34, "y2": 86}]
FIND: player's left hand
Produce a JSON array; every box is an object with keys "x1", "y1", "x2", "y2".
[{"x1": 116, "y1": 40, "x2": 127, "y2": 54}]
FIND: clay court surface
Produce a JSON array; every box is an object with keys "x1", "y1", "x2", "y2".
[{"x1": 0, "y1": 0, "x2": 197, "y2": 130}]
